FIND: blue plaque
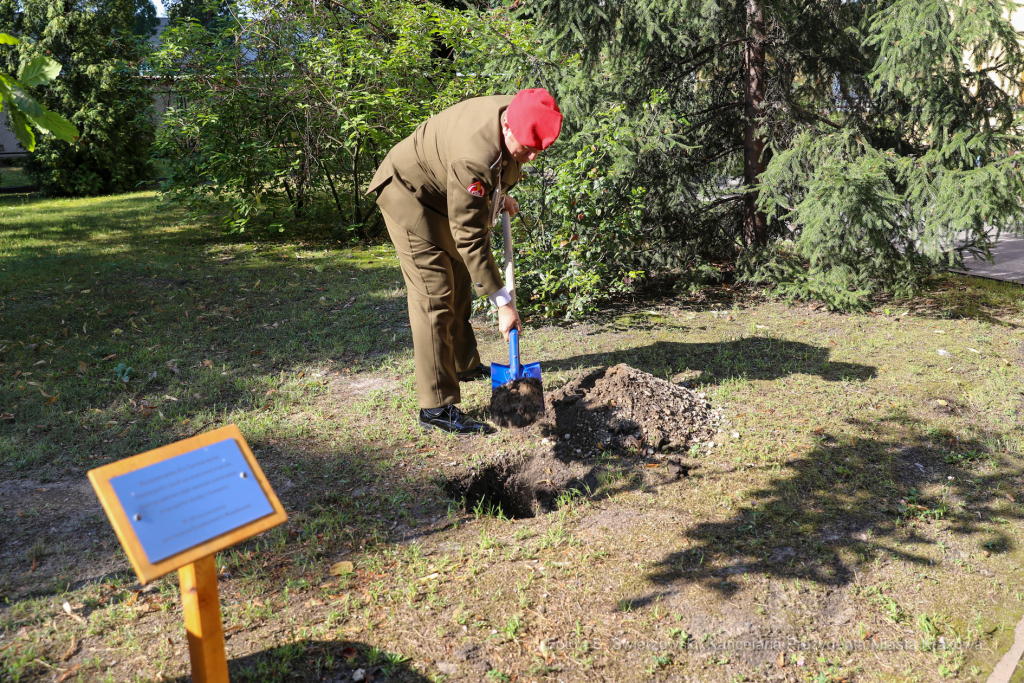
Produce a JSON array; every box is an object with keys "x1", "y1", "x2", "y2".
[{"x1": 110, "y1": 438, "x2": 275, "y2": 563}]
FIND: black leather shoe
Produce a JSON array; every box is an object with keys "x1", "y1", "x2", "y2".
[
  {"x1": 418, "y1": 405, "x2": 489, "y2": 435},
  {"x1": 457, "y1": 364, "x2": 490, "y2": 382}
]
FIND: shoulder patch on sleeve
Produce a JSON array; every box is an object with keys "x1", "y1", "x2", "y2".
[{"x1": 467, "y1": 181, "x2": 486, "y2": 197}]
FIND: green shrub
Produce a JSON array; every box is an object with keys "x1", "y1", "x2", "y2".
[
  {"x1": 0, "y1": 0, "x2": 156, "y2": 196},
  {"x1": 510, "y1": 106, "x2": 649, "y2": 318},
  {"x1": 150, "y1": 0, "x2": 533, "y2": 237}
]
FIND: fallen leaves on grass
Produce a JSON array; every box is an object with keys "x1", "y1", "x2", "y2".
[
  {"x1": 1, "y1": 412, "x2": 15, "y2": 420},
  {"x1": 77, "y1": 361, "x2": 87, "y2": 374},
  {"x1": 62, "y1": 635, "x2": 78, "y2": 661},
  {"x1": 56, "y1": 664, "x2": 81, "y2": 682},
  {"x1": 61, "y1": 601, "x2": 85, "y2": 624},
  {"x1": 329, "y1": 561, "x2": 354, "y2": 576},
  {"x1": 201, "y1": 359, "x2": 213, "y2": 368}
]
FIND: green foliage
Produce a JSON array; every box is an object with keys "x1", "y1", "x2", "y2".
[
  {"x1": 525, "y1": 0, "x2": 1024, "y2": 310},
  {"x1": 0, "y1": 33, "x2": 79, "y2": 152},
  {"x1": 151, "y1": 0, "x2": 532, "y2": 236},
  {"x1": 164, "y1": 0, "x2": 233, "y2": 26},
  {"x1": 150, "y1": 0, "x2": 660, "y2": 317},
  {"x1": 749, "y1": 0, "x2": 1024, "y2": 308},
  {"x1": 512, "y1": 105, "x2": 651, "y2": 318},
  {"x1": 0, "y1": 0, "x2": 156, "y2": 196},
  {"x1": 525, "y1": 0, "x2": 871, "y2": 271}
]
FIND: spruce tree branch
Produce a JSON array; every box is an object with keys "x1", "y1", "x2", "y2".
[
  {"x1": 684, "y1": 100, "x2": 745, "y2": 123},
  {"x1": 662, "y1": 40, "x2": 746, "y2": 88},
  {"x1": 688, "y1": 102, "x2": 745, "y2": 130},
  {"x1": 676, "y1": 38, "x2": 746, "y2": 71},
  {"x1": 698, "y1": 143, "x2": 744, "y2": 165},
  {"x1": 701, "y1": 194, "x2": 745, "y2": 210},
  {"x1": 788, "y1": 101, "x2": 842, "y2": 129}
]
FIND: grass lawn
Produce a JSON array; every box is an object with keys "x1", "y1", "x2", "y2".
[
  {"x1": 0, "y1": 165, "x2": 32, "y2": 189},
  {"x1": 1, "y1": 191, "x2": 1023, "y2": 683}
]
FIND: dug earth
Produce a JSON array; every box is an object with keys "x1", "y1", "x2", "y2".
[{"x1": 448, "y1": 364, "x2": 721, "y2": 517}]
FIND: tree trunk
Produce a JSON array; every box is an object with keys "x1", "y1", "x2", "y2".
[{"x1": 743, "y1": 0, "x2": 768, "y2": 247}]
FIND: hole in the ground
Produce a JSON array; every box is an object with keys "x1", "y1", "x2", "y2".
[
  {"x1": 444, "y1": 363, "x2": 720, "y2": 518},
  {"x1": 443, "y1": 460, "x2": 545, "y2": 519},
  {"x1": 444, "y1": 456, "x2": 583, "y2": 519}
]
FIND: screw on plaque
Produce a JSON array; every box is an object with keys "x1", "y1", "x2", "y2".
[
  {"x1": 239, "y1": 472, "x2": 248, "y2": 479},
  {"x1": 133, "y1": 514, "x2": 142, "y2": 521}
]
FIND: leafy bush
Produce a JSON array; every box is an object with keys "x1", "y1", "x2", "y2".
[
  {"x1": 150, "y1": 0, "x2": 533, "y2": 237},
  {"x1": 509, "y1": 106, "x2": 650, "y2": 318}
]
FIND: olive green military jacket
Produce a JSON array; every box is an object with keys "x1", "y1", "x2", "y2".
[{"x1": 368, "y1": 95, "x2": 521, "y2": 299}]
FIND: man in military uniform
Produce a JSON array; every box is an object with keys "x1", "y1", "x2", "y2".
[{"x1": 367, "y1": 88, "x2": 563, "y2": 434}]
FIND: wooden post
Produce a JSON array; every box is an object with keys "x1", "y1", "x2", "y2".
[{"x1": 178, "y1": 554, "x2": 229, "y2": 683}]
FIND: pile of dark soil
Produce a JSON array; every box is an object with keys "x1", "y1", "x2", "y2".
[
  {"x1": 541, "y1": 363, "x2": 719, "y2": 454},
  {"x1": 448, "y1": 364, "x2": 719, "y2": 518},
  {"x1": 490, "y1": 377, "x2": 544, "y2": 427}
]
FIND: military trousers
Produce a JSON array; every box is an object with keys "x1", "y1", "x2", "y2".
[{"x1": 380, "y1": 202, "x2": 482, "y2": 410}]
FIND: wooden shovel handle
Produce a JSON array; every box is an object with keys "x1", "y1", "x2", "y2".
[{"x1": 501, "y1": 211, "x2": 515, "y2": 309}]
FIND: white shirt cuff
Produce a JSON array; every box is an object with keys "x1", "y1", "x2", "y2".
[{"x1": 488, "y1": 287, "x2": 513, "y2": 307}]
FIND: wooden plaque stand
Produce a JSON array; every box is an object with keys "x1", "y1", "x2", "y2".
[
  {"x1": 179, "y1": 555, "x2": 229, "y2": 683},
  {"x1": 88, "y1": 425, "x2": 287, "y2": 683}
]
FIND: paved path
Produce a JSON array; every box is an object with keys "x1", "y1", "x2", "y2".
[
  {"x1": 952, "y1": 234, "x2": 1024, "y2": 284},
  {"x1": 986, "y1": 612, "x2": 1024, "y2": 683},
  {"x1": 956, "y1": 234, "x2": 1024, "y2": 682}
]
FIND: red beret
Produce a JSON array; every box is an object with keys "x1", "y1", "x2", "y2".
[{"x1": 506, "y1": 88, "x2": 563, "y2": 150}]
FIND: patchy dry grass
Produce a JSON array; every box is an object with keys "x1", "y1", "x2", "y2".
[{"x1": 1, "y1": 192, "x2": 1023, "y2": 682}]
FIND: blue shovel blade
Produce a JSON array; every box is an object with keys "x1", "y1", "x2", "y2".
[
  {"x1": 491, "y1": 360, "x2": 542, "y2": 389},
  {"x1": 491, "y1": 328, "x2": 543, "y2": 389}
]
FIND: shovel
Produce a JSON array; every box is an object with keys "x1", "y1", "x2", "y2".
[
  {"x1": 490, "y1": 328, "x2": 542, "y2": 389},
  {"x1": 490, "y1": 211, "x2": 544, "y2": 427}
]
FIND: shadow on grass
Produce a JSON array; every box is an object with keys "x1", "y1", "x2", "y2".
[
  {"x1": 0, "y1": 190, "x2": 414, "y2": 475},
  {"x1": 0, "y1": 434, "x2": 454, "y2": 614},
  {"x1": 447, "y1": 339, "x2": 876, "y2": 520},
  {"x1": 159, "y1": 638, "x2": 431, "y2": 683},
  {"x1": 546, "y1": 338, "x2": 876, "y2": 386},
  {"x1": 616, "y1": 415, "x2": 1022, "y2": 606}
]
